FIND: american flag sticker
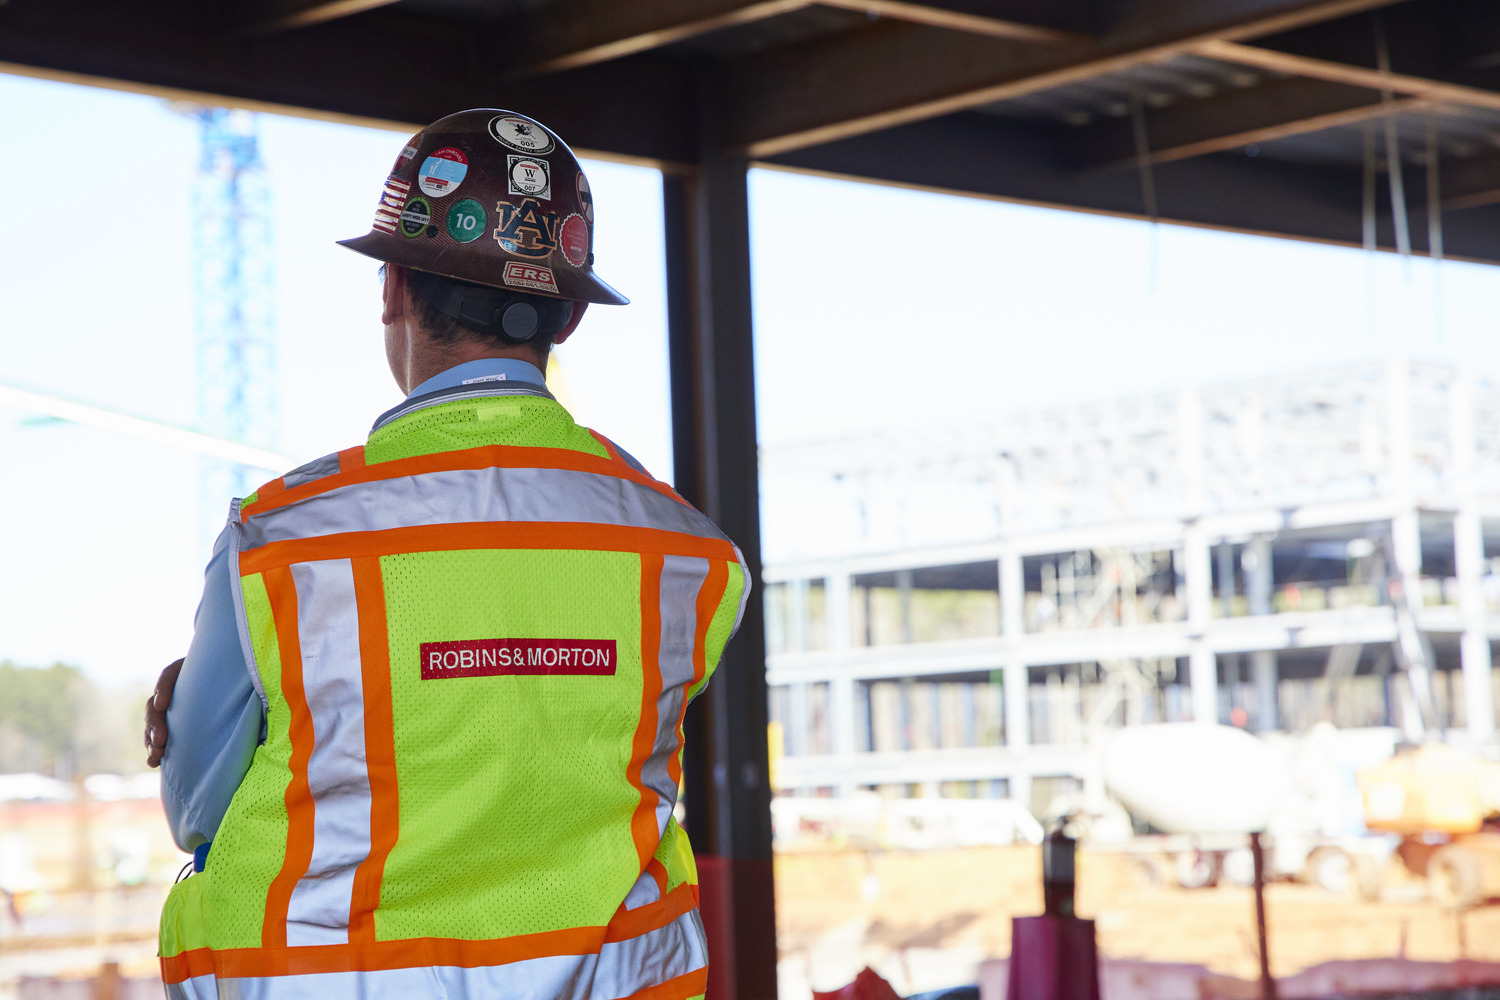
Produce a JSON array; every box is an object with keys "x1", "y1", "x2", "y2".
[{"x1": 373, "y1": 175, "x2": 412, "y2": 233}]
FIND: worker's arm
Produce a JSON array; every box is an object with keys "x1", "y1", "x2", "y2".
[{"x1": 151, "y1": 525, "x2": 266, "y2": 852}]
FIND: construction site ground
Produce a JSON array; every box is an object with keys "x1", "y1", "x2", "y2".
[{"x1": 773, "y1": 843, "x2": 1500, "y2": 997}]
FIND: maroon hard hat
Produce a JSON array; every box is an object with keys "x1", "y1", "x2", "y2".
[{"x1": 339, "y1": 109, "x2": 627, "y2": 305}]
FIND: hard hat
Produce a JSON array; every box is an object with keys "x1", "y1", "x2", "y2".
[{"x1": 339, "y1": 109, "x2": 626, "y2": 306}]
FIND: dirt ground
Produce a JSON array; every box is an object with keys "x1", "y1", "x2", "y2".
[{"x1": 773, "y1": 844, "x2": 1500, "y2": 991}]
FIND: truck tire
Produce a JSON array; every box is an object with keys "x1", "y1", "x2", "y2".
[
  {"x1": 1174, "y1": 850, "x2": 1217, "y2": 889},
  {"x1": 1306, "y1": 847, "x2": 1354, "y2": 897},
  {"x1": 1429, "y1": 846, "x2": 1483, "y2": 909},
  {"x1": 1221, "y1": 847, "x2": 1256, "y2": 886}
]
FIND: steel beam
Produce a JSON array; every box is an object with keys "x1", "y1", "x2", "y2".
[
  {"x1": 664, "y1": 68, "x2": 777, "y2": 1000},
  {"x1": 1200, "y1": 40, "x2": 1500, "y2": 111},
  {"x1": 237, "y1": 0, "x2": 399, "y2": 35},
  {"x1": 818, "y1": 0, "x2": 1082, "y2": 42},
  {"x1": 725, "y1": 0, "x2": 1412, "y2": 155},
  {"x1": 508, "y1": 0, "x2": 810, "y2": 76},
  {"x1": 0, "y1": 1, "x2": 699, "y2": 163},
  {"x1": 1073, "y1": 76, "x2": 1431, "y2": 169}
]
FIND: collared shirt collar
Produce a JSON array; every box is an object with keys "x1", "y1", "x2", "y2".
[
  {"x1": 406, "y1": 358, "x2": 547, "y2": 397},
  {"x1": 372, "y1": 358, "x2": 554, "y2": 432}
]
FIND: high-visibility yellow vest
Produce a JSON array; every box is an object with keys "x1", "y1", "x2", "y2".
[{"x1": 159, "y1": 385, "x2": 748, "y2": 1000}]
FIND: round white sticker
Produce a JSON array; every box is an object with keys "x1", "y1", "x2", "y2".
[
  {"x1": 489, "y1": 115, "x2": 556, "y2": 154},
  {"x1": 508, "y1": 155, "x2": 551, "y2": 199},
  {"x1": 418, "y1": 147, "x2": 468, "y2": 198}
]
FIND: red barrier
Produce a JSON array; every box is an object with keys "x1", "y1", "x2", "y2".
[{"x1": 1006, "y1": 915, "x2": 1101, "y2": 1000}]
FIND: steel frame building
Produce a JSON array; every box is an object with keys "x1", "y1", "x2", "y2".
[{"x1": 761, "y1": 359, "x2": 1500, "y2": 810}]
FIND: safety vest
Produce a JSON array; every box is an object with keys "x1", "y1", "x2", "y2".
[{"x1": 159, "y1": 382, "x2": 748, "y2": 1000}]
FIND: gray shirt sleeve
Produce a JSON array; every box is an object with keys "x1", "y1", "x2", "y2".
[{"x1": 160, "y1": 524, "x2": 265, "y2": 852}]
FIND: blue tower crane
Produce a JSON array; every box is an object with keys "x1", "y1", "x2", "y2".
[{"x1": 191, "y1": 107, "x2": 277, "y2": 549}]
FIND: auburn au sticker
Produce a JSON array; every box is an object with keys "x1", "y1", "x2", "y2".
[{"x1": 493, "y1": 197, "x2": 559, "y2": 258}]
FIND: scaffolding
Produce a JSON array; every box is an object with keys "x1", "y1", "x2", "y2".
[
  {"x1": 190, "y1": 107, "x2": 276, "y2": 546},
  {"x1": 760, "y1": 360, "x2": 1500, "y2": 810}
]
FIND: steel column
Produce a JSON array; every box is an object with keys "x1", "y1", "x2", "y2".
[{"x1": 662, "y1": 111, "x2": 777, "y2": 999}]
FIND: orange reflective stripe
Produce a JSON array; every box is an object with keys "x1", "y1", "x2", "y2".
[
  {"x1": 603, "y1": 882, "x2": 697, "y2": 944},
  {"x1": 628, "y1": 555, "x2": 665, "y2": 875},
  {"x1": 217, "y1": 925, "x2": 604, "y2": 979},
  {"x1": 626, "y1": 965, "x2": 709, "y2": 1000},
  {"x1": 646, "y1": 858, "x2": 669, "y2": 895},
  {"x1": 161, "y1": 887, "x2": 697, "y2": 981},
  {"x1": 589, "y1": 429, "x2": 622, "y2": 463},
  {"x1": 240, "y1": 443, "x2": 686, "y2": 521},
  {"x1": 261, "y1": 567, "x2": 317, "y2": 950},
  {"x1": 671, "y1": 560, "x2": 729, "y2": 790},
  {"x1": 160, "y1": 946, "x2": 215, "y2": 984},
  {"x1": 349, "y1": 556, "x2": 398, "y2": 944},
  {"x1": 255, "y1": 477, "x2": 288, "y2": 504},
  {"x1": 338, "y1": 446, "x2": 366, "y2": 473},
  {"x1": 239, "y1": 522, "x2": 737, "y2": 575}
]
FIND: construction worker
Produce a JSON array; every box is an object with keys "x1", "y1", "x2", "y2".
[{"x1": 143, "y1": 109, "x2": 748, "y2": 1000}]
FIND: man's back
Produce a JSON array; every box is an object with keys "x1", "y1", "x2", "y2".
[{"x1": 159, "y1": 381, "x2": 746, "y2": 999}]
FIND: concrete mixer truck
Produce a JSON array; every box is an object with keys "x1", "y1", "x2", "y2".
[{"x1": 1081, "y1": 723, "x2": 1392, "y2": 896}]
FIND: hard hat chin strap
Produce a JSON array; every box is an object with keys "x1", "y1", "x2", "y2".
[{"x1": 433, "y1": 277, "x2": 574, "y2": 344}]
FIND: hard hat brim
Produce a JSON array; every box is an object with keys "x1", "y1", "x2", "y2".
[{"x1": 337, "y1": 232, "x2": 630, "y2": 307}]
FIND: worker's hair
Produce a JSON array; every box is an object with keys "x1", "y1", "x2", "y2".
[{"x1": 392, "y1": 265, "x2": 560, "y2": 364}]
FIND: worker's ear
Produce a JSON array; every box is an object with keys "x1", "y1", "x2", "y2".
[
  {"x1": 553, "y1": 301, "x2": 588, "y2": 346},
  {"x1": 381, "y1": 265, "x2": 408, "y2": 326}
]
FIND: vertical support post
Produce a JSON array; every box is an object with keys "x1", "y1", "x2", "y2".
[
  {"x1": 1184, "y1": 526, "x2": 1217, "y2": 724},
  {"x1": 1450, "y1": 370, "x2": 1494, "y2": 740},
  {"x1": 1250, "y1": 832, "x2": 1278, "y2": 1000},
  {"x1": 825, "y1": 565, "x2": 858, "y2": 797},
  {"x1": 1179, "y1": 386, "x2": 1217, "y2": 724},
  {"x1": 1246, "y1": 535, "x2": 1279, "y2": 732},
  {"x1": 663, "y1": 134, "x2": 777, "y2": 998},
  {"x1": 1004, "y1": 657, "x2": 1032, "y2": 808}
]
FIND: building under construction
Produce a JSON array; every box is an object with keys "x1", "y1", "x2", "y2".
[{"x1": 761, "y1": 360, "x2": 1500, "y2": 813}]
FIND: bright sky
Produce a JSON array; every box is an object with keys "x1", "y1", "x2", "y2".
[{"x1": 2, "y1": 71, "x2": 1499, "y2": 684}]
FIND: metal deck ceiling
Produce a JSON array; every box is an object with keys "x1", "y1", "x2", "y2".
[{"x1": 5, "y1": 0, "x2": 1500, "y2": 259}]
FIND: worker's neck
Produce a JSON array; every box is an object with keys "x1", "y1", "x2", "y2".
[{"x1": 401, "y1": 333, "x2": 546, "y2": 395}]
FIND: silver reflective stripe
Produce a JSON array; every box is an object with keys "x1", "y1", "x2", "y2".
[
  {"x1": 228, "y1": 504, "x2": 269, "y2": 711},
  {"x1": 242, "y1": 467, "x2": 720, "y2": 551},
  {"x1": 216, "y1": 907, "x2": 707, "y2": 1000},
  {"x1": 164, "y1": 974, "x2": 216, "y2": 1000},
  {"x1": 282, "y1": 451, "x2": 343, "y2": 489},
  {"x1": 285, "y1": 559, "x2": 371, "y2": 947},
  {"x1": 621, "y1": 866, "x2": 662, "y2": 909},
  {"x1": 647, "y1": 557, "x2": 708, "y2": 837}
]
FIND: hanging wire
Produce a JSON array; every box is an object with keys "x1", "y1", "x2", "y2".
[
  {"x1": 1129, "y1": 87, "x2": 1160, "y2": 290},
  {"x1": 1363, "y1": 122, "x2": 1379, "y2": 342},
  {"x1": 1375, "y1": 14, "x2": 1412, "y2": 263},
  {"x1": 1426, "y1": 118, "x2": 1446, "y2": 349},
  {"x1": 1362, "y1": 123, "x2": 1378, "y2": 252}
]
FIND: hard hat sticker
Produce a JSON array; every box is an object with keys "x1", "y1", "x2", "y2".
[
  {"x1": 575, "y1": 172, "x2": 593, "y2": 223},
  {"x1": 393, "y1": 139, "x2": 419, "y2": 172},
  {"x1": 507, "y1": 155, "x2": 551, "y2": 199},
  {"x1": 493, "y1": 198, "x2": 560, "y2": 258},
  {"x1": 418, "y1": 147, "x2": 468, "y2": 197},
  {"x1": 559, "y1": 214, "x2": 589, "y2": 267},
  {"x1": 445, "y1": 198, "x2": 487, "y2": 243},
  {"x1": 489, "y1": 115, "x2": 556, "y2": 155},
  {"x1": 399, "y1": 196, "x2": 432, "y2": 238},
  {"x1": 372, "y1": 175, "x2": 411, "y2": 234},
  {"x1": 502, "y1": 261, "x2": 559, "y2": 294}
]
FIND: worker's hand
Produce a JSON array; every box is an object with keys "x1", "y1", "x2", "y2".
[{"x1": 144, "y1": 658, "x2": 183, "y2": 768}]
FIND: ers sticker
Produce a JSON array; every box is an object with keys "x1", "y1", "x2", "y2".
[
  {"x1": 421, "y1": 638, "x2": 617, "y2": 678},
  {"x1": 503, "y1": 260, "x2": 558, "y2": 294}
]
